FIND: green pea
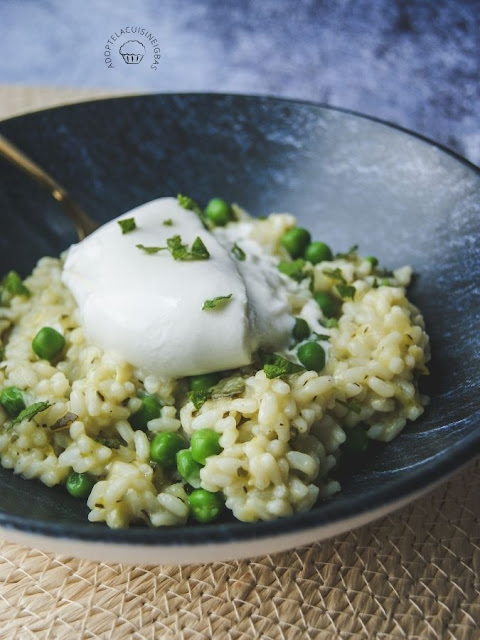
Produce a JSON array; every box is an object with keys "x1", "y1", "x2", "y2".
[
  {"x1": 292, "y1": 317, "x2": 310, "y2": 342},
  {"x1": 2, "y1": 271, "x2": 30, "y2": 298},
  {"x1": 176, "y1": 448, "x2": 202, "y2": 488},
  {"x1": 188, "y1": 373, "x2": 221, "y2": 393},
  {"x1": 188, "y1": 488, "x2": 224, "y2": 523},
  {"x1": 129, "y1": 393, "x2": 162, "y2": 431},
  {"x1": 304, "y1": 241, "x2": 333, "y2": 264},
  {"x1": 150, "y1": 432, "x2": 186, "y2": 468},
  {"x1": 205, "y1": 198, "x2": 233, "y2": 226},
  {"x1": 297, "y1": 342, "x2": 326, "y2": 372},
  {"x1": 343, "y1": 426, "x2": 369, "y2": 453},
  {"x1": 314, "y1": 291, "x2": 340, "y2": 318},
  {"x1": 32, "y1": 327, "x2": 65, "y2": 361},
  {"x1": 366, "y1": 256, "x2": 379, "y2": 268},
  {"x1": 280, "y1": 227, "x2": 311, "y2": 259},
  {"x1": 190, "y1": 428, "x2": 221, "y2": 465},
  {"x1": 0, "y1": 386, "x2": 26, "y2": 417},
  {"x1": 66, "y1": 471, "x2": 96, "y2": 498}
]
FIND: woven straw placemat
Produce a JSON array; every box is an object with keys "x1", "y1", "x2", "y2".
[{"x1": 0, "y1": 87, "x2": 479, "y2": 640}]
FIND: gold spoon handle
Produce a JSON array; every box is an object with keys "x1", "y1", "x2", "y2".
[{"x1": 0, "y1": 133, "x2": 98, "y2": 240}]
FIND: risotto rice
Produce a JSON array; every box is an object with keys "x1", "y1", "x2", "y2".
[{"x1": 0, "y1": 207, "x2": 430, "y2": 528}]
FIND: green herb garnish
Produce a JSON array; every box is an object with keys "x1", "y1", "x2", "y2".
[
  {"x1": 322, "y1": 268, "x2": 355, "y2": 299},
  {"x1": 163, "y1": 218, "x2": 173, "y2": 226},
  {"x1": 137, "y1": 235, "x2": 210, "y2": 261},
  {"x1": 189, "y1": 237, "x2": 210, "y2": 260},
  {"x1": 117, "y1": 218, "x2": 136, "y2": 234},
  {"x1": 313, "y1": 333, "x2": 331, "y2": 341},
  {"x1": 202, "y1": 294, "x2": 232, "y2": 311},
  {"x1": 278, "y1": 259, "x2": 308, "y2": 282},
  {"x1": 7, "y1": 401, "x2": 51, "y2": 430},
  {"x1": 336, "y1": 284, "x2": 356, "y2": 299},
  {"x1": 231, "y1": 243, "x2": 246, "y2": 261},
  {"x1": 136, "y1": 244, "x2": 163, "y2": 254},
  {"x1": 50, "y1": 411, "x2": 78, "y2": 432},
  {"x1": 188, "y1": 389, "x2": 212, "y2": 410},
  {"x1": 260, "y1": 353, "x2": 304, "y2": 379},
  {"x1": 210, "y1": 376, "x2": 245, "y2": 399},
  {"x1": 177, "y1": 194, "x2": 203, "y2": 216},
  {"x1": 95, "y1": 436, "x2": 126, "y2": 449},
  {"x1": 177, "y1": 193, "x2": 208, "y2": 228},
  {"x1": 337, "y1": 399, "x2": 362, "y2": 414},
  {"x1": 167, "y1": 235, "x2": 210, "y2": 261},
  {"x1": 322, "y1": 268, "x2": 346, "y2": 283},
  {"x1": 335, "y1": 245, "x2": 359, "y2": 260},
  {"x1": 188, "y1": 376, "x2": 245, "y2": 408}
]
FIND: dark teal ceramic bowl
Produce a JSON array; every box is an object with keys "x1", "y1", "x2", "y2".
[{"x1": 0, "y1": 94, "x2": 478, "y2": 563}]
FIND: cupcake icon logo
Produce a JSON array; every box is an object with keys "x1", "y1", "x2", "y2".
[
  {"x1": 119, "y1": 40, "x2": 146, "y2": 64},
  {"x1": 103, "y1": 27, "x2": 161, "y2": 71}
]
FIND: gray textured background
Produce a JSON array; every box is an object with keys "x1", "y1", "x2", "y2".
[{"x1": 0, "y1": 0, "x2": 478, "y2": 165}]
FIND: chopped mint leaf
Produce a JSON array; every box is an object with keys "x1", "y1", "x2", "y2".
[
  {"x1": 136, "y1": 244, "x2": 165, "y2": 254},
  {"x1": 177, "y1": 193, "x2": 208, "y2": 228},
  {"x1": 177, "y1": 194, "x2": 203, "y2": 216},
  {"x1": 166, "y1": 235, "x2": 187, "y2": 259},
  {"x1": 95, "y1": 436, "x2": 126, "y2": 449},
  {"x1": 167, "y1": 235, "x2": 210, "y2": 261},
  {"x1": 137, "y1": 235, "x2": 210, "y2": 261},
  {"x1": 162, "y1": 218, "x2": 173, "y2": 226},
  {"x1": 202, "y1": 294, "x2": 232, "y2": 311},
  {"x1": 189, "y1": 236, "x2": 210, "y2": 260},
  {"x1": 260, "y1": 352, "x2": 304, "y2": 379},
  {"x1": 336, "y1": 284, "x2": 356, "y2": 299},
  {"x1": 337, "y1": 399, "x2": 362, "y2": 414},
  {"x1": 313, "y1": 333, "x2": 331, "y2": 341},
  {"x1": 231, "y1": 243, "x2": 246, "y2": 261},
  {"x1": 335, "y1": 245, "x2": 359, "y2": 259},
  {"x1": 8, "y1": 401, "x2": 51, "y2": 430},
  {"x1": 278, "y1": 259, "x2": 308, "y2": 282},
  {"x1": 322, "y1": 268, "x2": 346, "y2": 284},
  {"x1": 117, "y1": 218, "x2": 136, "y2": 234},
  {"x1": 188, "y1": 389, "x2": 211, "y2": 410},
  {"x1": 210, "y1": 376, "x2": 245, "y2": 399},
  {"x1": 50, "y1": 411, "x2": 78, "y2": 432}
]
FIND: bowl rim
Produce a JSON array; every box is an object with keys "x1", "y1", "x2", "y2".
[
  {"x1": 0, "y1": 91, "x2": 479, "y2": 547},
  {"x1": 2, "y1": 90, "x2": 479, "y2": 173}
]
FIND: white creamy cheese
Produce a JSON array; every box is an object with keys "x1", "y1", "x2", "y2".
[{"x1": 62, "y1": 197, "x2": 294, "y2": 378}]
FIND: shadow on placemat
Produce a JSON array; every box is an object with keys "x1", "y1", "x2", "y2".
[{"x1": 0, "y1": 459, "x2": 478, "y2": 640}]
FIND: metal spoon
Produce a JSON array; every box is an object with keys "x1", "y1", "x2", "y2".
[{"x1": 0, "y1": 133, "x2": 98, "y2": 240}]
